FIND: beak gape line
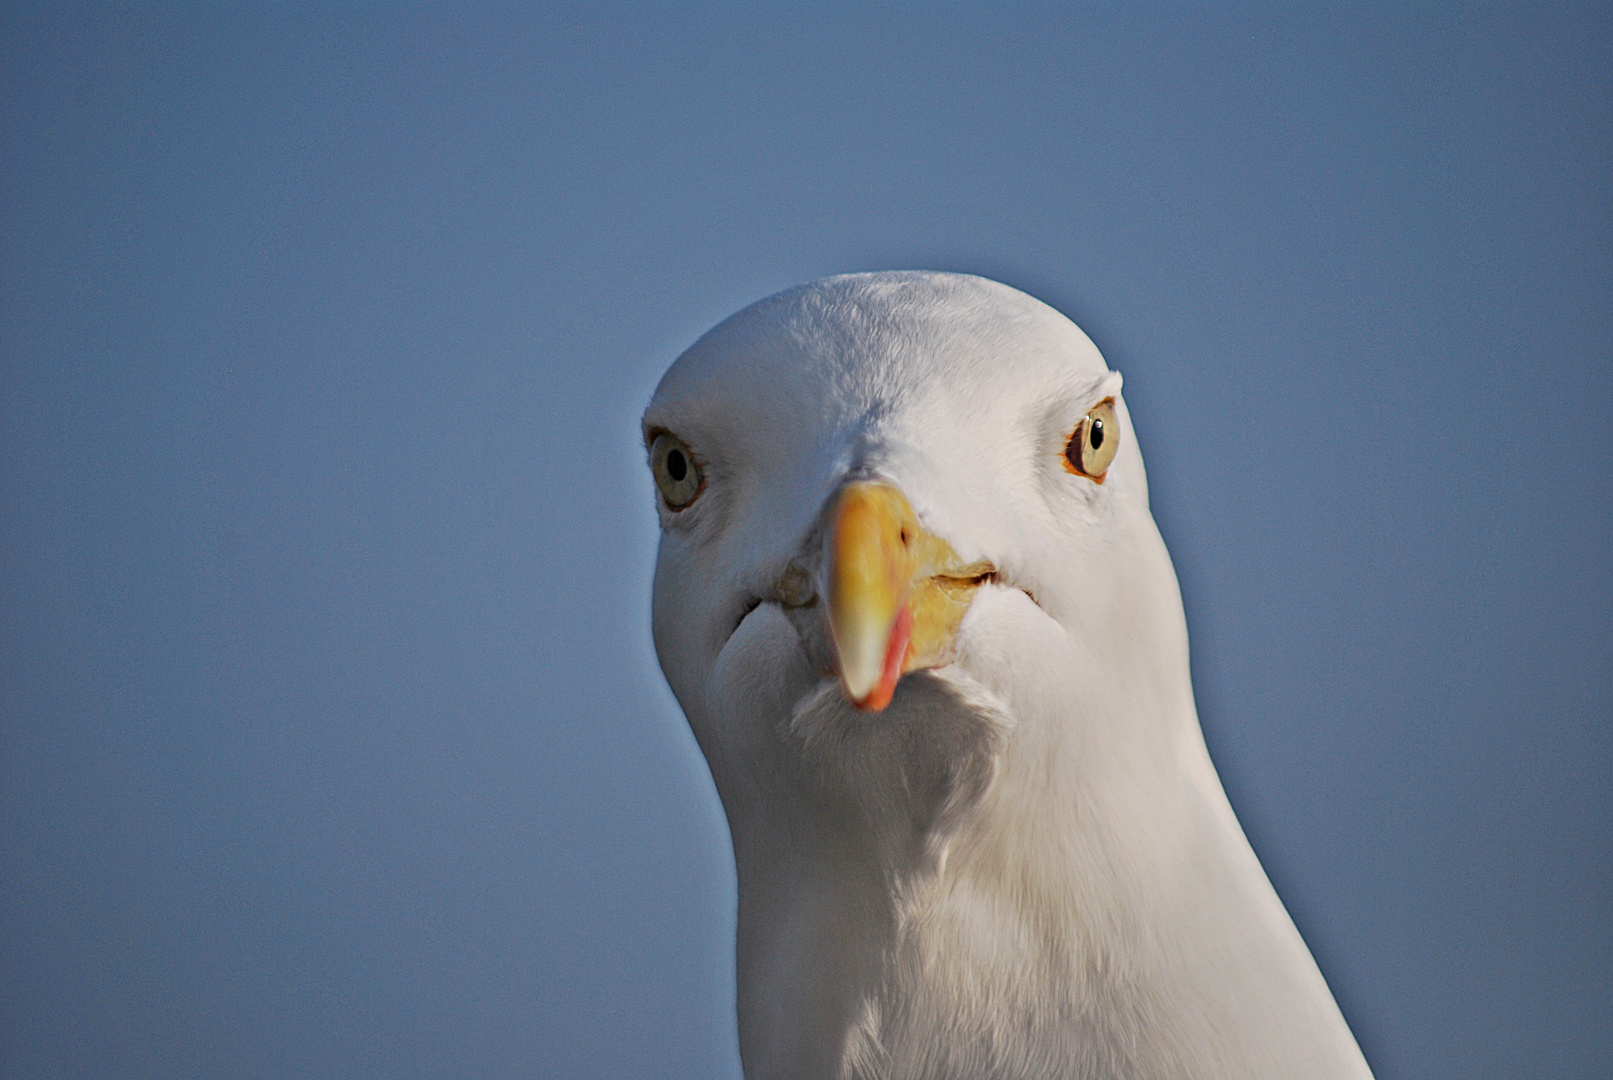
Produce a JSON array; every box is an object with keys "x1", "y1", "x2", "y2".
[{"x1": 824, "y1": 482, "x2": 994, "y2": 711}]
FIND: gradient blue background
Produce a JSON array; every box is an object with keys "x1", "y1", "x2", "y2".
[{"x1": 3, "y1": 5, "x2": 1608, "y2": 1077}]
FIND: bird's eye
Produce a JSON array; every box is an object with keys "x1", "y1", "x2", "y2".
[
  {"x1": 650, "y1": 431, "x2": 704, "y2": 510},
  {"x1": 1064, "y1": 398, "x2": 1120, "y2": 481}
]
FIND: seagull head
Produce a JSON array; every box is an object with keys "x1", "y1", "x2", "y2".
[{"x1": 643, "y1": 273, "x2": 1189, "y2": 813}]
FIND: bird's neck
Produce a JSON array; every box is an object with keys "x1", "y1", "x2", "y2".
[{"x1": 729, "y1": 668, "x2": 1229, "y2": 1077}]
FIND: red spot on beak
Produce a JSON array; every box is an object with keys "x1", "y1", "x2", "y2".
[{"x1": 854, "y1": 604, "x2": 912, "y2": 712}]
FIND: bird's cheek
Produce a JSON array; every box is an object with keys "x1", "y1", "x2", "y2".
[
  {"x1": 946, "y1": 583, "x2": 1072, "y2": 701},
  {"x1": 709, "y1": 602, "x2": 819, "y2": 755}
]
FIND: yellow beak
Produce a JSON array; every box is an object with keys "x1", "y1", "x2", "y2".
[{"x1": 826, "y1": 482, "x2": 994, "y2": 711}]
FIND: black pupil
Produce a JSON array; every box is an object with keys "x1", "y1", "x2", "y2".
[
  {"x1": 666, "y1": 448, "x2": 688, "y2": 482},
  {"x1": 1089, "y1": 418, "x2": 1105, "y2": 450}
]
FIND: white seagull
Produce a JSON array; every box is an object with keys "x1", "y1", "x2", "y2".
[{"x1": 643, "y1": 272, "x2": 1373, "y2": 1079}]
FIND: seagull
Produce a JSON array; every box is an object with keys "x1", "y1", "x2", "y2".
[{"x1": 643, "y1": 272, "x2": 1373, "y2": 1079}]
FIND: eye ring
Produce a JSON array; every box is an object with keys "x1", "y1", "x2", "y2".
[
  {"x1": 649, "y1": 431, "x2": 704, "y2": 510},
  {"x1": 1063, "y1": 398, "x2": 1120, "y2": 482}
]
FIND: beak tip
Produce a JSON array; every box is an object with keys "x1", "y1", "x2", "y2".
[
  {"x1": 836, "y1": 651, "x2": 889, "y2": 711},
  {"x1": 849, "y1": 681, "x2": 897, "y2": 712},
  {"x1": 835, "y1": 604, "x2": 912, "y2": 714}
]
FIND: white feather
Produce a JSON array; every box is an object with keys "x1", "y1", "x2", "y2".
[{"x1": 645, "y1": 272, "x2": 1373, "y2": 1079}]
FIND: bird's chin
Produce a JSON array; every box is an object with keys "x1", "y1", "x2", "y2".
[
  {"x1": 779, "y1": 584, "x2": 1039, "y2": 741},
  {"x1": 712, "y1": 580, "x2": 1054, "y2": 735},
  {"x1": 780, "y1": 663, "x2": 1016, "y2": 846},
  {"x1": 786, "y1": 662, "x2": 992, "y2": 729}
]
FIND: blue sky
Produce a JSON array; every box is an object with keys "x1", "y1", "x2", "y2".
[{"x1": 2, "y1": 5, "x2": 1609, "y2": 1077}]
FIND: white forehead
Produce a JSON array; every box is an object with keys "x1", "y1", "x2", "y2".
[
  {"x1": 643, "y1": 272, "x2": 1129, "y2": 566},
  {"x1": 646, "y1": 272, "x2": 1111, "y2": 443}
]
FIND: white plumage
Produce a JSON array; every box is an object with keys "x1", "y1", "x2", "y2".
[{"x1": 644, "y1": 272, "x2": 1372, "y2": 1079}]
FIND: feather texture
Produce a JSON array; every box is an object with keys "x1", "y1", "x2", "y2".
[{"x1": 644, "y1": 272, "x2": 1373, "y2": 1079}]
